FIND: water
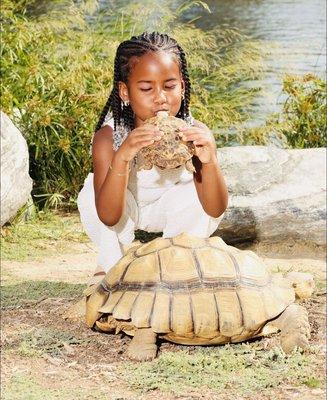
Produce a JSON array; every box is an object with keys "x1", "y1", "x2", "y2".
[
  {"x1": 28, "y1": 0, "x2": 326, "y2": 122},
  {"x1": 191, "y1": 0, "x2": 326, "y2": 122}
]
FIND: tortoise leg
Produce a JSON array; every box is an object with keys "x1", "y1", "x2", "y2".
[
  {"x1": 268, "y1": 304, "x2": 311, "y2": 353},
  {"x1": 127, "y1": 328, "x2": 158, "y2": 361}
]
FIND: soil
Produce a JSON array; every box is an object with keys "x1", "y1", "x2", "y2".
[{"x1": 1, "y1": 238, "x2": 326, "y2": 400}]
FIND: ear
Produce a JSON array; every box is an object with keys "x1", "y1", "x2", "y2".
[
  {"x1": 180, "y1": 78, "x2": 185, "y2": 92},
  {"x1": 118, "y1": 81, "x2": 129, "y2": 103}
]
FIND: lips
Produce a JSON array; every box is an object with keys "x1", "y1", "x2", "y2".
[{"x1": 154, "y1": 109, "x2": 169, "y2": 116}]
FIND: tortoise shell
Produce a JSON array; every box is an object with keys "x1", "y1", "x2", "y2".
[
  {"x1": 137, "y1": 111, "x2": 195, "y2": 172},
  {"x1": 85, "y1": 233, "x2": 294, "y2": 345}
]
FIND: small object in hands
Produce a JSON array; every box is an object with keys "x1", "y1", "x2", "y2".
[
  {"x1": 138, "y1": 111, "x2": 195, "y2": 172},
  {"x1": 75, "y1": 233, "x2": 313, "y2": 361}
]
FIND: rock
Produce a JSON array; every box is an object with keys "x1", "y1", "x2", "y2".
[
  {"x1": 215, "y1": 146, "x2": 326, "y2": 246},
  {"x1": 0, "y1": 111, "x2": 33, "y2": 226}
]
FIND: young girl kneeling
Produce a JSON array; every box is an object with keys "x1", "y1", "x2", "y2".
[{"x1": 77, "y1": 32, "x2": 229, "y2": 285}]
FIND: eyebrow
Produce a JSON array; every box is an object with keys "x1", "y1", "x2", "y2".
[{"x1": 137, "y1": 78, "x2": 178, "y2": 83}]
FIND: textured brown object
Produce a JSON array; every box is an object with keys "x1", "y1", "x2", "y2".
[
  {"x1": 84, "y1": 233, "x2": 312, "y2": 360},
  {"x1": 138, "y1": 111, "x2": 195, "y2": 171}
]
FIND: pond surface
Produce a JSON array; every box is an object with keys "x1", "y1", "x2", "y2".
[
  {"x1": 191, "y1": 0, "x2": 326, "y2": 122},
  {"x1": 29, "y1": 0, "x2": 326, "y2": 122}
]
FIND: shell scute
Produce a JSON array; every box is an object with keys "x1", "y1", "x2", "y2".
[
  {"x1": 130, "y1": 291, "x2": 155, "y2": 328},
  {"x1": 172, "y1": 233, "x2": 206, "y2": 248},
  {"x1": 237, "y1": 287, "x2": 267, "y2": 331},
  {"x1": 98, "y1": 291, "x2": 124, "y2": 314},
  {"x1": 159, "y1": 246, "x2": 199, "y2": 283},
  {"x1": 195, "y1": 248, "x2": 237, "y2": 280},
  {"x1": 135, "y1": 237, "x2": 171, "y2": 256},
  {"x1": 191, "y1": 291, "x2": 219, "y2": 338},
  {"x1": 123, "y1": 253, "x2": 160, "y2": 284},
  {"x1": 150, "y1": 291, "x2": 171, "y2": 333},
  {"x1": 112, "y1": 291, "x2": 139, "y2": 320},
  {"x1": 104, "y1": 252, "x2": 135, "y2": 286},
  {"x1": 171, "y1": 293, "x2": 193, "y2": 335},
  {"x1": 214, "y1": 290, "x2": 243, "y2": 337}
]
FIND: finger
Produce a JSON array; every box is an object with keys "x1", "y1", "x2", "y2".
[
  {"x1": 132, "y1": 132, "x2": 162, "y2": 142},
  {"x1": 133, "y1": 126, "x2": 161, "y2": 136},
  {"x1": 137, "y1": 139, "x2": 156, "y2": 149},
  {"x1": 182, "y1": 134, "x2": 210, "y2": 143}
]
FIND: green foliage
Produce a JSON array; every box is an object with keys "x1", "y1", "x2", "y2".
[
  {"x1": 13, "y1": 328, "x2": 90, "y2": 357},
  {"x1": 238, "y1": 74, "x2": 327, "y2": 148},
  {"x1": 2, "y1": 374, "x2": 108, "y2": 400},
  {"x1": 1, "y1": 211, "x2": 88, "y2": 261},
  {"x1": 280, "y1": 74, "x2": 327, "y2": 148},
  {"x1": 1, "y1": 0, "x2": 263, "y2": 208},
  {"x1": 120, "y1": 344, "x2": 320, "y2": 396},
  {"x1": 0, "y1": 281, "x2": 85, "y2": 309}
]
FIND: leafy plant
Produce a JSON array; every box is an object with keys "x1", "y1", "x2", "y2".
[
  {"x1": 1, "y1": 0, "x2": 263, "y2": 208},
  {"x1": 280, "y1": 74, "x2": 326, "y2": 148},
  {"x1": 238, "y1": 73, "x2": 327, "y2": 148}
]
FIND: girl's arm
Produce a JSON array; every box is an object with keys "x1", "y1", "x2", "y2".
[
  {"x1": 92, "y1": 126, "x2": 129, "y2": 226},
  {"x1": 179, "y1": 120, "x2": 228, "y2": 218},
  {"x1": 93, "y1": 125, "x2": 162, "y2": 226}
]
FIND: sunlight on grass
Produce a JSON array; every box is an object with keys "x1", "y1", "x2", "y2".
[
  {"x1": 120, "y1": 344, "x2": 322, "y2": 396},
  {"x1": 1, "y1": 211, "x2": 88, "y2": 261},
  {"x1": 2, "y1": 374, "x2": 108, "y2": 400}
]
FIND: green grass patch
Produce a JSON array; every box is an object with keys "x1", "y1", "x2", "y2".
[
  {"x1": 5, "y1": 327, "x2": 90, "y2": 358},
  {"x1": 2, "y1": 374, "x2": 108, "y2": 400},
  {"x1": 120, "y1": 344, "x2": 321, "y2": 396},
  {"x1": 0, "y1": 281, "x2": 85, "y2": 309},
  {"x1": 1, "y1": 211, "x2": 88, "y2": 261}
]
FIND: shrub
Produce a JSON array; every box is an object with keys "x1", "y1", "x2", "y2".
[
  {"x1": 1, "y1": 0, "x2": 263, "y2": 208},
  {"x1": 280, "y1": 74, "x2": 326, "y2": 148}
]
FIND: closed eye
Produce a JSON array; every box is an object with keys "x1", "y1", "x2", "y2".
[{"x1": 140, "y1": 86, "x2": 177, "y2": 91}]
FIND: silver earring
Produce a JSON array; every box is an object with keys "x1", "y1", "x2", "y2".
[
  {"x1": 181, "y1": 92, "x2": 185, "y2": 100},
  {"x1": 123, "y1": 100, "x2": 130, "y2": 107}
]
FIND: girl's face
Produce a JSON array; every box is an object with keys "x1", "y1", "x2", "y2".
[{"x1": 119, "y1": 51, "x2": 184, "y2": 127}]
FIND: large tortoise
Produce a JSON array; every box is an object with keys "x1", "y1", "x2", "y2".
[
  {"x1": 83, "y1": 233, "x2": 313, "y2": 361},
  {"x1": 138, "y1": 111, "x2": 195, "y2": 172}
]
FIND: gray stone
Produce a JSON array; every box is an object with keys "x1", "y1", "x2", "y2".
[
  {"x1": 215, "y1": 146, "x2": 326, "y2": 246},
  {"x1": 1, "y1": 111, "x2": 33, "y2": 226}
]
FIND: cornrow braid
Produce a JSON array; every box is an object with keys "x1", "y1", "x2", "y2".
[{"x1": 94, "y1": 31, "x2": 192, "y2": 140}]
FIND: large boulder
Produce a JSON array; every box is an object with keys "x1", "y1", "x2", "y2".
[
  {"x1": 216, "y1": 146, "x2": 326, "y2": 246},
  {"x1": 1, "y1": 111, "x2": 33, "y2": 226}
]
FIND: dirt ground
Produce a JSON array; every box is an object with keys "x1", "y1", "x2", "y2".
[{"x1": 1, "y1": 237, "x2": 326, "y2": 400}]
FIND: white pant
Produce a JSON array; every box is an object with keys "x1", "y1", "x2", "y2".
[{"x1": 77, "y1": 173, "x2": 224, "y2": 272}]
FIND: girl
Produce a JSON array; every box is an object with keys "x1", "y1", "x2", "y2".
[{"x1": 77, "y1": 32, "x2": 228, "y2": 286}]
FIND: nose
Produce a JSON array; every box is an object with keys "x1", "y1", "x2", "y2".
[{"x1": 154, "y1": 89, "x2": 167, "y2": 104}]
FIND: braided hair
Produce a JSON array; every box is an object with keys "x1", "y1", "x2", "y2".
[{"x1": 94, "y1": 32, "x2": 191, "y2": 134}]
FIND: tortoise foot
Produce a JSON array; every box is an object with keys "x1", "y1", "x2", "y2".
[
  {"x1": 127, "y1": 328, "x2": 157, "y2": 361},
  {"x1": 280, "y1": 330, "x2": 310, "y2": 353},
  {"x1": 273, "y1": 304, "x2": 311, "y2": 353}
]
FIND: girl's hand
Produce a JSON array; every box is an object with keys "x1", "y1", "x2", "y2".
[
  {"x1": 179, "y1": 123, "x2": 217, "y2": 164},
  {"x1": 116, "y1": 126, "x2": 162, "y2": 162}
]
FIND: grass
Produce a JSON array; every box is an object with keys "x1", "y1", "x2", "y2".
[
  {"x1": 120, "y1": 344, "x2": 322, "y2": 396},
  {"x1": 1, "y1": 374, "x2": 108, "y2": 400},
  {"x1": 0, "y1": 281, "x2": 85, "y2": 309},
  {"x1": 4, "y1": 327, "x2": 91, "y2": 358},
  {"x1": 1, "y1": 211, "x2": 88, "y2": 261}
]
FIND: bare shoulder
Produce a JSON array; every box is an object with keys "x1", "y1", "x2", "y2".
[
  {"x1": 92, "y1": 125, "x2": 114, "y2": 160},
  {"x1": 92, "y1": 125, "x2": 114, "y2": 148}
]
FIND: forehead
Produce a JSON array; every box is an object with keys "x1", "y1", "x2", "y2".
[{"x1": 128, "y1": 51, "x2": 181, "y2": 82}]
